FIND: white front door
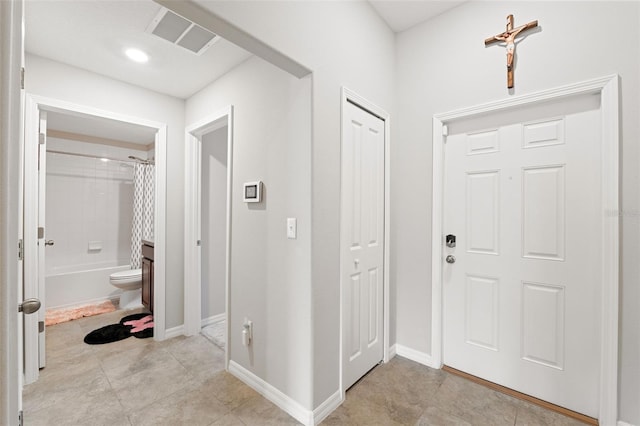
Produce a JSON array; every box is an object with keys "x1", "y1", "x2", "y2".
[
  {"x1": 443, "y1": 94, "x2": 601, "y2": 417},
  {"x1": 341, "y1": 101, "x2": 385, "y2": 390}
]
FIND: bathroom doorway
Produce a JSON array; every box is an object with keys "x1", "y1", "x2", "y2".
[
  {"x1": 23, "y1": 94, "x2": 168, "y2": 383},
  {"x1": 44, "y1": 110, "x2": 155, "y2": 315},
  {"x1": 184, "y1": 107, "x2": 233, "y2": 366}
]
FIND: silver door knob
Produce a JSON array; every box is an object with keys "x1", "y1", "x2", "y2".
[
  {"x1": 45, "y1": 240, "x2": 54, "y2": 246},
  {"x1": 445, "y1": 255, "x2": 456, "y2": 264},
  {"x1": 19, "y1": 298, "x2": 41, "y2": 314}
]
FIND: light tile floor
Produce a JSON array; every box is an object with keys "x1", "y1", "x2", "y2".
[{"x1": 24, "y1": 309, "x2": 586, "y2": 425}]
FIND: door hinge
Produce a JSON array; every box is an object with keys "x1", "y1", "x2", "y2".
[
  {"x1": 38, "y1": 227, "x2": 44, "y2": 239},
  {"x1": 18, "y1": 410, "x2": 23, "y2": 426},
  {"x1": 20, "y1": 67, "x2": 25, "y2": 90},
  {"x1": 442, "y1": 124, "x2": 449, "y2": 137},
  {"x1": 18, "y1": 239, "x2": 23, "y2": 261},
  {"x1": 39, "y1": 133, "x2": 45, "y2": 145},
  {"x1": 39, "y1": 321, "x2": 45, "y2": 333}
]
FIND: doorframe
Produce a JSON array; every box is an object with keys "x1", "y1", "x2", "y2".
[
  {"x1": 430, "y1": 75, "x2": 620, "y2": 425},
  {"x1": 183, "y1": 105, "x2": 233, "y2": 368},
  {"x1": 23, "y1": 94, "x2": 169, "y2": 363},
  {"x1": 0, "y1": 0, "x2": 24, "y2": 422},
  {"x1": 339, "y1": 87, "x2": 391, "y2": 395}
]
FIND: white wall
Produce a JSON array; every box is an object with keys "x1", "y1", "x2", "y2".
[
  {"x1": 186, "y1": 56, "x2": 313, "y2": 408},
  {"x1": 25, "y1": 54, "x2": 186, "y2": 328},
  {"x1": 394, "y1": 2, "x2": 640, "y2": 424},
  {"x1": 193, "y1": 0, "x2": 396, "y2": 407},
  {"x1": 200, "y1": 127, "x2": 227, "y2": 319}
]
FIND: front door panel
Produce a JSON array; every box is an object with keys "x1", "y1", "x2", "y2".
[{"x1": 443, "y1": 96, "x2": 601, "y2": 417}]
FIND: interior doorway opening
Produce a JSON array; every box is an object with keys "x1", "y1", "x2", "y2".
[
  {"x1": 184, "y1": 107, "x2": 233, "y2": 367},
  {"x1": 23, "y1": 94, "x2": 168, "y2": 384}
]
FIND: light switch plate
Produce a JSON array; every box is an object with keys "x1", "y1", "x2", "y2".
[{"x1": 287, "y1": 218, "x2": 297, "y2": 239}]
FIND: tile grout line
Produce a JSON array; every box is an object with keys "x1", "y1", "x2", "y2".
[{"x1": 97, "y1": 352, "x2": 134, "y2": 425}]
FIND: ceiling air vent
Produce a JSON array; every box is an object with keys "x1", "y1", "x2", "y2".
[{"x1": 146, "y1": 8, "x2": 219, "y2": 55}]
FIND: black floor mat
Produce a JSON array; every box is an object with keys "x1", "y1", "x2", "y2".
[
  {"x1": 83, "y1": 323, "x2": 133, "y2": 345},
  {"x1": 83, "y1": 313, "x2": 153, "y2": 344}
]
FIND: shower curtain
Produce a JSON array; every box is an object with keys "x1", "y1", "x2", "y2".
[{"x1": 130, "y1": 163, "x2": 155, "y2": 269}]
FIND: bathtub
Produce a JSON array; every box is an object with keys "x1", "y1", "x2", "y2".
[{"x1": 46, "y1": 263, "x2": 131, "y2": 309}]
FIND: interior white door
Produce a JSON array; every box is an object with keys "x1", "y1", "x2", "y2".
[
  {"x1": 443, "y1": 95, "x2": 601, "y2": 417},
  {"x1": 23, "y1": 103, "x2": 44, "y2": 384},
  {"x1": 341, "y1": 101, "x2": 385, "y2": 390},
  {"x1": 36, "y1": 110, "x2": 47, "y2": 368}
]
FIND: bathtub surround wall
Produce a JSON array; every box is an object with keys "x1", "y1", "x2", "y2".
[
  {"x1": 130, "y1": 162, "x2": 155, "y2": 269},
  {"x1": 46, "y1": 139, "x2": 136, "y2": 273},
  {"x1": 45, "y1": 137, "x2": 143, "y2": 308}
]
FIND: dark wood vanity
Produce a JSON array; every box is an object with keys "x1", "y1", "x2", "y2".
[{"x1": 141, "y1": 240, "x2": 154, "y2": 313}]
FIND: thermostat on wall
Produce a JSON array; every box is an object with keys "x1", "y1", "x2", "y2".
[{"x1": 243, "y1": 181, "x2": 263, "y2": 203}]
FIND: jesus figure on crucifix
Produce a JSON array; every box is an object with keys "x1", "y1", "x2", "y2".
[{"x1": 485, "y1": 15, "x2": 538, "y2": 88}]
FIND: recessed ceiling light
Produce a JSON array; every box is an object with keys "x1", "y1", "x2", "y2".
[{"x1": 125, "y1": 48, "x2": 149, "y2": 64}]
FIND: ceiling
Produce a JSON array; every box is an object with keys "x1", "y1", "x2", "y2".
[
  {"x1": 25, "y1": 0, "x2": 463, "y2": 139},
  {"x1": 25, "y1": 0, "x2": 466, "y2": 102},
  {"x1": 25, "y1": 0, "x2": 253, "y2": 100},
  {"x1": 47, "y1": 111, "x2": 157, "y2": 146},
  {"x1": 369, "y1": 0, "x2": 467, "y2": 32}
]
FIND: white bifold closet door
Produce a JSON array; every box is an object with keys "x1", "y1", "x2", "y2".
[{"x1": 341, "y1": 101, "x2": 385, "y2": 391}]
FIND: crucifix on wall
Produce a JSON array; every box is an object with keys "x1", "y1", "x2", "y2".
[{"x1": 485, "y1": 14, "x2": 538, "y2": 89}]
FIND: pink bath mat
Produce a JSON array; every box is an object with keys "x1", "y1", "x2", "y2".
[{"x1": 45, "y1": 300, "x2": 117, "y2": 326}]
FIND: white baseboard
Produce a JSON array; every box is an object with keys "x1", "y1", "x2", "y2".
[
  {"x1": 162, "y1": 313, "x2": 223, "y2": 341},
  {"x1": 229, "y1": 360, "x2": 314, "y2": 425},
  {"x1": 389, "y1": 343, "x2": 397, "y2": 359},
  {"x1": 395, "y1": 344, "x2": 438, "y2": 368},
  {"x1": 312, "y1": 389, "x2": 342, "y2": 425},
  {"x1": 201, "y1": 313, "x2": 225, "y2": 328},
  {"x1": 163, "y1": 324, "x2": 184, "y2": 340},
  {"x1": 618, "y1": 421, "x2": 636, "y2": 426}
]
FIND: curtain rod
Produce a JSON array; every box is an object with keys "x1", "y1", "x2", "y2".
[{"x1": 47, "y1": 149, "x2": 154, "y2": 165}]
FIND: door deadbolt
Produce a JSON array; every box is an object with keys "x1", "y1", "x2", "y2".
[
  {"x1": 445, "y1": 255, "x2": 456, "y2": 264},
  {"x1": 446, "y1": 234, "x2": 456, "y2": 248}
]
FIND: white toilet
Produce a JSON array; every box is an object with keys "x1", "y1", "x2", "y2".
[{"x1": 109, "y1": 268, "x2": 143, "y2": 309}]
